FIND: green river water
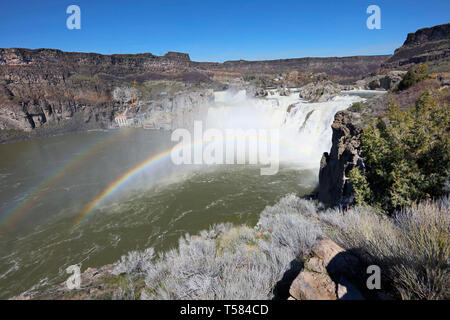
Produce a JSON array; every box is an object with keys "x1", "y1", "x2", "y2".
[{"x1": 0, "y1": 128, "x2": 316, "y2": 299}]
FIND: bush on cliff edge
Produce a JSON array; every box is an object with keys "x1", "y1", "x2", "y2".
[
  {"x1": 350, "y1": 90, "x2": 449, "y2": 213},
  {"x1": 397, "y1": 63, "x2": 429, "y2": 91}
]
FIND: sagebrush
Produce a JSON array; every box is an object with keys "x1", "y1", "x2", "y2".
[{"x1": 112, "y1": 195, "x2": 449, "y2": 300}]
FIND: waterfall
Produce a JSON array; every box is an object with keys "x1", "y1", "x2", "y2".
[{"x1": 207, "y1": 89, "x2": 364, "y2": 168}]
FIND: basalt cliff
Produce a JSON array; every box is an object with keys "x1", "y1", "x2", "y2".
[
  {"x1": 0, "y1": 48, "x2": 389, "y2": 142},
  {"x1": 318, "y1": 110, "x2": 363, "y2": 208},
  {"x1": 382, "y1": 23, "x2": 450, "y2": 71}
]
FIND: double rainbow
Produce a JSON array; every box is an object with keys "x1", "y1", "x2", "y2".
[
  {"x1": 73, "y1": 136, "x2": 310, "y2": 227},
  {"x1": 0, "y1": 128, "x2": 136, "y2": 230}
]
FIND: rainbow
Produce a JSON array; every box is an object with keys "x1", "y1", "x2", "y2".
[
  {"x1": 73, "y1": 136, "x2": 310, "y2": 227},
  {"x1": 0, "y1": 128, "x2": 136, "y2": 230},
  {"x1": 73, "y1": 146, "x2": 175, "y2": 227}
]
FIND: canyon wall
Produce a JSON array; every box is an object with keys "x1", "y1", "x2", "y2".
[
  {"x1": 382, "y1": 23, "x2": 450, "y2": 70},
  {"x1": 0, "y1": 48, "x2": 388, "y2": 138},
  {"x1": 0, "y1": 48, "x2": 212, "y2": 133}
]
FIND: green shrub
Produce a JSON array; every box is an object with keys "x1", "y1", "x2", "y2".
[
  {"x1": 348, "y1": 101, "x2": 363, "y2": 112},
  {"x1": 348, "y1": 167, "x2": 371, "y2": 205},
  {"x1": 351, "y1": 90, "x2": 449, "y2": 213},
  {"x1": 397, "y1": 64, "x2": 429, "y2": 91}
]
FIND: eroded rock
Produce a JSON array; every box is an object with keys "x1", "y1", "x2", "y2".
[
  {"x1": 288, "y1": 238, "x2": 365, "y2": 300},
  {"x1": 318, "y1": 110, "x2": 363, "y2": 208}
]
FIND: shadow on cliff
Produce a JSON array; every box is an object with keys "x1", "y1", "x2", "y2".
[{"x1": 272, "y1": 259, "x2": 304, "y2": 300}]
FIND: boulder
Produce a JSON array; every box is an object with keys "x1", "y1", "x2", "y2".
[
  {"x1": 311, "y1": 238, "x2": 345, "y2": 266},
  {"x1": 312, "y1": 238, "x2": 362, "y2": 280},
  {"x1": 289, "y1": 270, "x2": 337, "y2": 300},
  {"x1": 288, "y1": 238, "x2": 365, "y2": 300},
  {"x1": 337, "y1": 279, "x2": 365, "y2": 300}
]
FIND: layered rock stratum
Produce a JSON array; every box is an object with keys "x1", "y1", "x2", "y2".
[{"x1": 382, "y1": 23, "x2": 450, "y2": 71}]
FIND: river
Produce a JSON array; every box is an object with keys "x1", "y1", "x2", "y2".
[{"x1": 0, "y1": 89, "x2": 378, "y2": 298}]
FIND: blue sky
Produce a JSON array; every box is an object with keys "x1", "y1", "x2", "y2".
[{"x1": 0, "y1": 0, "x2": 448, "y2": 62}]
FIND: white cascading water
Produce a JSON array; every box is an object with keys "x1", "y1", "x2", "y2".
[{"x1": 207, "y1": 89, "x2": 364, "y2": 168}]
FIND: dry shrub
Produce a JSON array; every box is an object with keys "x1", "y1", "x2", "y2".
[{"x1": 320, "y1": 198, "x2": 449, "y2": 299}]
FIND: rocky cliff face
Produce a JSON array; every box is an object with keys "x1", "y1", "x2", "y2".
[
  {"x1": 142, "y1": 90, "x2": 214, "y2": 130},
  {"x1": 382, "y1": 23, "x2": 450, "y2": 71},
  {"x1": 0, "y1": 48, "x2": 212, "y2": 133},
  {"x1": 0, "y1": 48, "x2": 389, "y2": 138},
  {"x1": 318, "y1": 111, "x2": 363, "y2": 208},
  {"x1": 403, "y1": 23, "x2": 450, "y2": 46}
]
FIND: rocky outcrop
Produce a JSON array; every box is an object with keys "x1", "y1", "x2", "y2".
[
  {"x1": 298, "y1": 80, "x2": 342, "y2": 102},
  {"x1": 355, "y1": 70, "x2": 406, "y2": 90},
  {"x1": 277, "y1": 86, "x2": 291, "y2": 96},
  {"x1": 163, "y1": 51, "x2": 191, "y2": 61},
  {"x1": 382, "y1": 23, "x2": 450, "y2": 70},
  {"x1": 0, "y1": 48, "x2": 215, "y2": 135},
  {"x1": 289, "y1": 238, "x2": 365, "y2": 300},
  {"x1": 254, "y1": 87, "x2": 268, "y2": 97},
  {"x1": 318, "y1": 111, "x2": 363, "y2": 207},
  {"x1": 404, "y1": 23, "x2": 450, "y2": 46}
]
